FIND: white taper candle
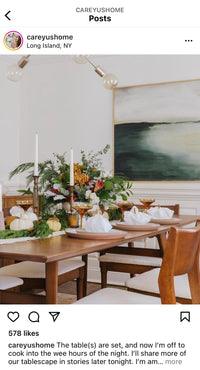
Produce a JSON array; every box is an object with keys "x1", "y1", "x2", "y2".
[
  {"x1": 34, "y1": 133, "x2": 39, "y2": 176},
  {"x1": 70, "y1": 148, "x2": 74, "y2": 186}
]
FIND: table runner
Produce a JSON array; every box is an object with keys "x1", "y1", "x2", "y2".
[{"x1": 0, "y1": 230, "x2": 66, "y2": 245}]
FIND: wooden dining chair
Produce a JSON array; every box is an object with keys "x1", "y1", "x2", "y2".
[
  {"x1": 99, "y1": 204, "x2": 180, "y2": 288},
  {"x1": 125, "y1": 226, "x2": 200, "y2": 304},
  {"x1": 0, "y1": 275, "x2": 24, "y2": 303},
  {"x1": 75, "y1": 226, "x2": 200, "y2": 304},
  {"x1": 1, "y1": 200, "x2": 87, "y2": 300},
  {"x1": 0, "y1": 257, "x2": 87, "y2": 301}
]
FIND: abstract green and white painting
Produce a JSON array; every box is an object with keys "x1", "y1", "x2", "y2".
[{"x1": 114, "y1": 80, "x2": 200, "y2": 180}]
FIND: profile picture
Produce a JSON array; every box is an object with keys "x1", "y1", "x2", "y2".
[{"x1": 3, "y1": 31, "x2": 23, "y2": 51}]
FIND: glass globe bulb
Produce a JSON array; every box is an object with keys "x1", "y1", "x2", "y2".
[
  {"x1": 102, "y1": 73, "x2": 118, "y2": 89},
  {"x1": 7, "y1": 65, "x2": 23, "y2": 82},
  {"x1": 72, "y1": 55, "x2": 89, "y2": 64}
]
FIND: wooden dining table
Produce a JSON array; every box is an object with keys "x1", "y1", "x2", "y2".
[{"x1": 0, "y1": 215, "x2": 197, "y2": 304}]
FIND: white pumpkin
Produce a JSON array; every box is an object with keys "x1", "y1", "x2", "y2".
[
  {"x1": 24, "y1": 212, "x2": 38, "y2": 221},
  {"x1": 10, "y1": 217, "x2": 34, "y2": 231},
  {"x1": 47, "y1": 219, "x2": 61, "y2": 232}
]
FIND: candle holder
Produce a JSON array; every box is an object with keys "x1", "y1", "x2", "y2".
[
  {"x1": 69, "y1": 185, "x2": 74, "y2": 213},
  {"x1": 67, "y1": 185, "x2": 79, "y2": 228},
  {"x1": 67, "y1": 213, "x2": 79, "y2": 228},
  {"x1": 33, "y1": 175, "x2": 39, "y2": 216}
]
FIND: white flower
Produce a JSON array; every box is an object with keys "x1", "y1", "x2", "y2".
[
  {"x1": 100, "y1": 170, "x2": 112, "y2": 178},
  {"x1": 45, "y1": 190, "x2": 57, "y2": 198},
  {"x1": 85, "y1": 190, "x2": 92, "y2": 199},
  {"x1": 48, "y1": 203, "x2": 63, "y2": 213},
  {"x1": 85, "y1": 190, "x2": 99, "y2": 204},
  {"x1": 54, "y1": 195, "x2": 66, "y2": 200},
  {"x1": 89, "y1": 192, "x2": 100, "y2": 205},
  {"x1": 63, "y1": 202, "x2": 71, "y2": 212},
  {"x1": 53, "y1": 183, "x2": 60, "y2": 190}
]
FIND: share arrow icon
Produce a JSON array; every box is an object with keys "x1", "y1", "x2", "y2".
[{"x1": 49, "y1": 312, "x2": 60, "y2": 322}]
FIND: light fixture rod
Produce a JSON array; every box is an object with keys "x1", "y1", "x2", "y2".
[
  {"x1": 85, "y1": 56, "x2": 96, "y2": 67},
  {"x1": 85, "y1": 56, "x2": 105, "y2": 77},
  {"x1": 94, "y1": 66, "x2": 105, "y2": 77},
  {"x1": 17, "y1": 55, "x2": 30, "y2": 69}
]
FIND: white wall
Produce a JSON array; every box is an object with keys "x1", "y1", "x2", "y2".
[
  {"x1": 1, "y1": 54, "x2": 200, "y2": 190},
  {"x1": 0, "y1": 57, "x2": 21, "y2": 191},
  {"x1": 19, "y1": 55, "x2": 113, "y2": 173},
  {"x1": 19, "y1": 54, "x2": 200, "y2": 170}
]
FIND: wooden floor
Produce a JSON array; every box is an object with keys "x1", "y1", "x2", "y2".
[
  {"x1": 59, "y1": 281, "x2": 101, "y2": 295},
  {"x1": 55, "y1": 281, "x2": 125, "y2": 304},
  {"x1": 34, "y1": 281, "x2": 125, "y2": 304}
]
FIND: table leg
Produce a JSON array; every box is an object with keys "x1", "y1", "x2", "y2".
[
  {"x1": 82, "y1": 255, "x2": 88, "y2": 297},
  {"x1": 45, "y1": 261, "x2": 58, "y2": 304}
]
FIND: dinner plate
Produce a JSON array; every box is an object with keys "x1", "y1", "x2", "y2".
[
  {"x1": 66, "y1": 229, "x2": 127, "y2": 240},
  {"x1": 113, "y1": 222, "x2": 160, "y2": 231},
  {"x1": 151, "y1": 218, "x2": 181, "y2": 224}
]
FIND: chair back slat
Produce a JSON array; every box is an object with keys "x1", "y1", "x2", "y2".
[
  {"x1": 158, "y1": 227, "x2": 200, "y2": 304},
  {"x1": 134, "y1": 204, "x2": 180, "y2": 216},
  {"x1": 188, "y1": 245, "x2": 200, "y2": 304},
  {"x1": 174, "y1": 229, "x2": 200, "y2": 275}
]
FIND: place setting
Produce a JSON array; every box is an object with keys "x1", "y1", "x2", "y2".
[
  {"x1": 113, "y1": 204, "x2": 161, "y2": 231},
  {"x1": 66, "y1": 201, "x2": 181, "y2": 239},
  {"x1": 146, "y1": 206, "x2": 181, "y2": 224},
  {"x1": 111, "y1": 200, "x2": 181, "y2": 231},
  {"x1": 66, "y1": 213, "x2": 128, "y2": 240}
]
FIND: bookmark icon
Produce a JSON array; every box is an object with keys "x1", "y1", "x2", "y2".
[{"x1": 180, "y1": 311, "x2": 190, "y2": 322}]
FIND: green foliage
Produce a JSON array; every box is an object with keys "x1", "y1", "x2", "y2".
[
  {"x1": 0, "y1": 229, "x2": 30, "y2": 239},
  {"x1": 9, "y1": 153, "x2": 70, "y2": 193},
  {"x1": 96, "y1": 175, "x2": 133, "y2": 205},
  {"x1": 81, "y1": 144, "x2": 110, "y2": 170},
  {"x1": 121, "y1": 193, "x2": 128, "y2": 201},
  {"x1": 98, "y1": 191, "x2": 110, "y2": 200},
  {"x1": 103, "y1": 180, "x2": 114, "y2": 191},
  {"x1": 9, "y1": 145, "x2": 133, "y2": 216},
  {"x1": 30, "y1": 221, "x2": 52, "y2": 239},
  {"x1": 0, "y1": 221, "x2": 53, "y2": 240},
  {"x1": 55, "y1": 211, "x2": 68, "y2": 230},
  {"x1": 18, "y1": 188, "x2": 33, "y2": 195},
  {"x1": 107, "y1": 208, "x2": 122, "y2": 221},
  {"x1": 9, "y1": 162, "x2": 34, "y2": 180},
  {"x1": 88, "y1": 169, "x2": 101, "y2": 178},
  {"x1": 39, "y1": 195, "x2": 58, "y2": 217},
  {"x1": 73, "y1": 185, "x2": 88, "y2": 202}
]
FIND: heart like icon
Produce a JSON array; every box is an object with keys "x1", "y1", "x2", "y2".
[{"x1": 7, "y1": 311, "x2": 20, "y2": 322}]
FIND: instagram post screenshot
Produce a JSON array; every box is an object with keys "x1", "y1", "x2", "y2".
[{"x1": 0, "y1": 0, "x2": 200, "y2": 369}]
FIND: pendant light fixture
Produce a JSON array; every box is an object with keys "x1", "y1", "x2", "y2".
[
  {"x1": 7, "y1": 55, "x2": 30, "y2": 82},
  {"x1": 73, "y1": 55, "x2": 118, "y2": 89}
]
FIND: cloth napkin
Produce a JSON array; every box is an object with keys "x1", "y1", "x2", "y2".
[
  {"x1": 10, "y1": 206, "x2": 24, "y2": 217},
  {"x1": 124, "y1": 211, "x2": 151, "y2": 225},
  {"x1": 84, "y1": 214, "x2": 112, "y2": 232},
  {"x1": 130, "y1": 206, "x2": 139, "y2": 213},
  {"x1": 10, "y1": 206, "x2": 38, "y2": 221},
  {"x1": 147, "y1": 206, "x2": 174, "y2": 219}
]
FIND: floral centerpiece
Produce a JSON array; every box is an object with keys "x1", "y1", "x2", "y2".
[{"x1": 9, "y1": 145, "x2": 133, "y2": 217}]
